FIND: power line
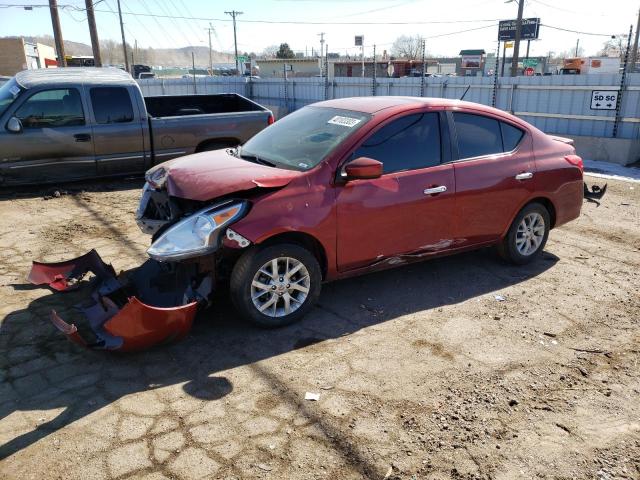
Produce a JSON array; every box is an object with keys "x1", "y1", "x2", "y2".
[{"x1": 541, "y1": 23, "x2": 615, "y2": 37}]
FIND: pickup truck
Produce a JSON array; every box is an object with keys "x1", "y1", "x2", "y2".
[{"x1": 0, "y1": 68, "x2": 273, "y2": 186}]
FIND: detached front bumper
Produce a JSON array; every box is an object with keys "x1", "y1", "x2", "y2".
[{"x1": 27, "y1": 250, "x2": 212, "y2": 352}]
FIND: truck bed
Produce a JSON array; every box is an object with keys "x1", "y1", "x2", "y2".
[{"x1": 144, "y1": 93, "x2": 266, "y2": 118}]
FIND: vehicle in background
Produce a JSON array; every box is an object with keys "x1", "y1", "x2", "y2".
[
  {"x1": 560, "y1": 57, "x2": 620, "y2": 75},
  {"x1": 64, "y1": 55, "x2": 95, "y2": 67},
  {"x1": 137, "y1": 72, "x2": 156, "y2": 80},
  {"x1": 136, "y1": 96, "x2": 585, "y2": 328},
  {"x1": 0, "y1": 68, "x2": 273, "y2": 186},
  {"x1": 133, "y1": 64, "x2": 152, "y2": 79}
]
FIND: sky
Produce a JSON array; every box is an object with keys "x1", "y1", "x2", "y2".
[{"x1": 0, "y1": 0, "x2": 638, "y2": 59}]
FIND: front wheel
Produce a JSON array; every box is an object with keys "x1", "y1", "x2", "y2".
[
  {"x1": 498, "y1": 202, "x2": 550, "y2": 265},
  {"x1": 230, "y1": 243, "x2": 321, "y2": 328}
]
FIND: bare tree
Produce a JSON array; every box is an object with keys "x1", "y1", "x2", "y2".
[
  {"x1": 261, "y1": 45, "x2": 280, "y2": 58},
  {"x1": 390, "y1": 35, "x2": 424, "y2": 60},
  {"x1": 598, "y1": 34, "x2": 629, "y2": 58}
]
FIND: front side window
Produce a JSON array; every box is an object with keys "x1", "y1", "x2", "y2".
[
  {"x1": 453, "y1": 112, "x2": 502, "y2": 159},
  {"x1": 352, "y1": 112, "x2": 441, "y2": 174},
  {"x1": 15, "y1": 88, "x2": 85, "y2": 128},
  {"x1": 0, "y1": 78, "x2": 22, "y2": 117},
  {"x1": 90, "y1": 87, "x2": 134, "y2": 124}
]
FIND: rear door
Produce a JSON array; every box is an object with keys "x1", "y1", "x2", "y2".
[
  {"x1": 450, "y1": 111, "x2": 535, "y2": 246},
  {"x1": 336, "y1": 111, "x2": 456, "y2": 272},
  {"x1": 89, "y1": 86, "x2": 146, "y2": 176},
  {"x1": 0, "y1": 87, "x2": 96, "y2": 184}
]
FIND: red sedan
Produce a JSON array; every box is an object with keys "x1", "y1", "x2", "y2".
[{"x1": 138, "y1": 97, "x2": 584, "y2": 327}]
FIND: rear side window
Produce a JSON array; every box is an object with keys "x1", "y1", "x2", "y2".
[
  {"x1": 453, "y1": 112, "x2": 502, "y2": 159},
  {"x1": 501, "y1": 122, "x2": 524, "y2": 151},
  {"x1": 90, "y1": 87, "x2": 134, "y2": 124},
  {"x1": 15, "y1": 88, "x2": 85, "y2": 128},
  {"x1": 353, "y1": 112, "x2": 441, "y2": 174}
]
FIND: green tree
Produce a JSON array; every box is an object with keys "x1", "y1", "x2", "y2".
[{"x1": 276, "y1": 43, "x2": 295, "y2": 59}]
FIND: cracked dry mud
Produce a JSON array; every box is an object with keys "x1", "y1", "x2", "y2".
[{"x1": 0, "y1": 176, "x2": 638, "y2": 480}]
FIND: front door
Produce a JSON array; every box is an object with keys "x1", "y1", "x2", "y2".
[
  {"x1": 450, "y1": 111, "x2": 536, "y2": 246},
  {"x1": 0, "y1": 87, "x2": 95, "y2": 184},
  {"x1": 336, "y1": 111, "x2": 456, "y2": 272},
  {"x1": 88, "y1": 86, "x2": 147, "y2": 176}
]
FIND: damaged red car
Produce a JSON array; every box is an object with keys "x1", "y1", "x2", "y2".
[{"x1": 132, "y1": 96, "x2": 586, "y2": 328}]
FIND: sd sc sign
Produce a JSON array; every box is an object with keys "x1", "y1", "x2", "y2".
[{"x1": 590, "y1": 90, "x2": 618, "y2": 110}]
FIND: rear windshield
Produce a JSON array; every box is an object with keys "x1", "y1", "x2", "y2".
[
  {"x1": 0, "y1": 78, "x2": 22, "y2": 117},
  {"x1": 240, "y1": 107, "x2": 370, "y2": 171}
]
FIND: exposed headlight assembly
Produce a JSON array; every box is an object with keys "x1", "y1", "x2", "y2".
[
  {"x1": 147, "y1": 201, "x2": 248, "y2": 261},
  {"x1": 145, "y1": 167, "x2": 168, "y2": 189}
]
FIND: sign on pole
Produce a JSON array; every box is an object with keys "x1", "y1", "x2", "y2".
[
  {"x1": 523, "y1": 58, "x2": 538, "y2": 67},
  {"x1": 355, "y1": 35, "x2": 363, "y2": 46},
  {"x1": 499, "y1": 18, "x2": 541, "y2": 41},
  {"x1": 524, "y1": 67, "x2": 535, "y2": 76},
  {"x1": 590, "y1": 90, "x2": 618, "y2": 110}
]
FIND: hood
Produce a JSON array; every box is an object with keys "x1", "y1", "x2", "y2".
[{"x1": 150, "y1": 149, "x2": 303, "y2": 201}]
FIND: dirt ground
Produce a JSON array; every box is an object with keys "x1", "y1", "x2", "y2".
[{"x1": 0, "y1": 174, "x2": 638, "y2": 480}]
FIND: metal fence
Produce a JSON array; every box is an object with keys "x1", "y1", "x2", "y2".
[{"x1": 137, "y1": 73, "x2": 640, "y2": 141}]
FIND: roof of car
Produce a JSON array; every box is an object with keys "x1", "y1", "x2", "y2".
[
  {"x1": 14, "y1": 67, "x2": 136, "y2": 89},
  {"x1": 311, "y1": 96, "x2": 498, "y2": 114}
]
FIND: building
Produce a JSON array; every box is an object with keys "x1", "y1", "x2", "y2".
[
  {"x1": 254, "y1": 57, "x2": 323, "y2": 78},
  {"x1": 0, "y1": 37, "x2": 57, "y2": 76}
]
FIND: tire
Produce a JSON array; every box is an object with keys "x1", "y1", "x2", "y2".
[
  {"x1": 498, "y1": 202, "x2": 550, "y2": 265},
  {"x1": 230, "y1": 243, "x2": 321, "y2": 328}
]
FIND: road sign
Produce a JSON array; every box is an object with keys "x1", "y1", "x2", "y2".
[
  {"x1": 523, "y1": 58, "x2": 538, "y2": 67},
  {"x1": 590, "y1": 90, "x2": 618, "y2": 110},
  {"x1": 237, "y1": 55, "x2": 248, "y2": 62},
  {"x1": 355, "y1": 35, "x2": 363, "y2": 47},
  {"x1": 524, "y1": 67, "x2": 535, "y2": 76},
  {"x1": 499, "y1": 18, "x2": 541, "y2": 41},
  {"x1": 505, "y1": 42, "x2": 514, "y2": 49}
]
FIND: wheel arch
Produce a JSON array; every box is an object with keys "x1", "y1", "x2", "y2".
[
  {"x1": 195, "y1": 138, "x2": 241, "y2": 152},
  {"x1": 501, "y1": 196, "x2": 557, "y2": 239},
  {"x1": 258, "y1": 231, "x2": 328, "y2": 280}
]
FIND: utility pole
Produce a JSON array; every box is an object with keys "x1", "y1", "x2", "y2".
[
  {"x1": 225, "y1": 10, "x2": 243, "y2": 76},
  {"x1": 317, "y1": 32, "x2": 325, "y2": 76},
  {"x1": 49, "y1": 0, "x2": 67, "y2": 67},
  {"x1": 85, "y1": 0, "x2": 101, "y2": 66},
  {"x1": 575, "y1": 38, "x2": 580, "y2": 57},
  {"x1": 511, "y1": 0, "x2": 524, "y2": 76},
  {"x1": 207, "y1": 23, "x2": 213, "y2": 74},
  {"x1": 116, "y1": 0, "x2": 129, "y2": 74},
  {"x1": 631, "y1": 7, "x2": 640, "y2": 71}
]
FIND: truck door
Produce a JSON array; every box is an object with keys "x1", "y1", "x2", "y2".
[
  {"x1": 88, "y1": 86, "x2": 146, "y2": 176},
  {"x1": 0, "y1": 87, "x2": 96, "y2": 184}
]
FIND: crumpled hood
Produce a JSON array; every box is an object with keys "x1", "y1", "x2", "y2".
[{"x1": 150, "y1": 149, "x2": 303, "y2": 201}]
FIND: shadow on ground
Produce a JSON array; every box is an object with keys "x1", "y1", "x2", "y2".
[
  {"x1": 0, "y1": 177, "x2": 144, "y2": 202},
  {"x1": 0, "y1": 248, "x2": 558, "y2": 468}
]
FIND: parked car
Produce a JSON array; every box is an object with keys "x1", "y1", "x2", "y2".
[
  {"x1": 136, "y1": 96, "x2": 584, "y2": 327},
  {"x1": 0, "y1": 68, "x2": 273, "y2": 186}
]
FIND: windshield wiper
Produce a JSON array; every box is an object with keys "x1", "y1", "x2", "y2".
[{"x1": 239, "y1": 152, "x2": 277, "y2": 168}]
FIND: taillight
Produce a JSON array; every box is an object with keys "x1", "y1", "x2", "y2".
[
  {"x1": 564, "y1": 154, "x2": 583, "y2": 172},
  {"x1": 267, "y1": 114, "x2": 275, "y2": 125}
]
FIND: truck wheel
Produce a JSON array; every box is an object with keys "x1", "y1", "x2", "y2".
[
  {"x1": 230, "y1": 243, "x2": 321, "y2": 328},
  {"x1": 498, "y1": 202, "x2": 550, "y2": 265}
]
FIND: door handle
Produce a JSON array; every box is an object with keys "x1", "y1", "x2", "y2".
[
  {"x1": 423, "y1": 185, "x2": 447, "y2": 195},
  {"x1": 74, "y1": 133, "x2": 91, "y2": 142},
  {"x1": 515, "y1": 172, "x2": 533, "y2": 180}
]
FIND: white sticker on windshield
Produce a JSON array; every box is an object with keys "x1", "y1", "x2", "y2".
[
  {"x1": 327, "y1": 115, "x2": 361, "y2": 128},
  {"x1": 9, "y1": 86, "x2": 20, "y2": 98}
]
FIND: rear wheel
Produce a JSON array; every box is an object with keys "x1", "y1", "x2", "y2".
[
  {"x1": 498, "y1": 202, "x2": 550, "y2": 265},
  {"x1": 230, "y1": 243, "x2": 321, "y2": 328}
]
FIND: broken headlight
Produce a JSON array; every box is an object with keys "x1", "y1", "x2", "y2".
[
  {"x1": 147, "y1": 201, "x2": 248, "y2": 261},
  {"x1": 145, "y1": 166, "x2": 168, "y2": 189}
]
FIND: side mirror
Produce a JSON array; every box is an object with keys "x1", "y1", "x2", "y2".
[
  {"x1": 344, "y1": 157, "x2": 383, "y2": 180},
  {"x1": 6, "y1": 117, "x2": 23, "y2": 134}
]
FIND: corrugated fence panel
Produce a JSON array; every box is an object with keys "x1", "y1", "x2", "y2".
[{"x1": 136, "y1": 73, "x2": 640, "y2": 140}]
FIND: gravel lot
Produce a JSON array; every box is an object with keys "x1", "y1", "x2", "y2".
[{"x1": 0, "y1": 175, "x2": 638, "y2": 480}]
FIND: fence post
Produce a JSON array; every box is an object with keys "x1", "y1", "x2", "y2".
[
  {"x1": 492, "y1": 39, "x2": 500, "y2": 108},
  {"x1": 161, "y1": 78, "x2": 165, "y2": 95},
  {"x1": 324, "y1": 45, "x2": 329, "y2": 101},
  {"x1": 613, "y1": 24, "x2": 633, "y2": 138},
  {"x1": 372, "y1": 44, "x2": 377, "y2": 96}
]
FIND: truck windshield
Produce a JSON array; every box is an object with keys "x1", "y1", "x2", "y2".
[
  {"x1": 240, "y1": 107, "x2": 370, "y2": 171},
  {"x1": 0, "y1": 78, "x2": 22, "y2": 117}
]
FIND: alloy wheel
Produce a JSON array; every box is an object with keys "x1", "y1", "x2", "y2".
[{"x1": 250, "y1": 257, "x2": 311, "y2": 317}]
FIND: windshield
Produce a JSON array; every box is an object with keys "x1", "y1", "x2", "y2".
[
  {"x1": 241, "y1": 106, "x2": 370, "y2": 171},
  {"x1": 0, "y1": 78, "x2": 22, "y2": 117}
]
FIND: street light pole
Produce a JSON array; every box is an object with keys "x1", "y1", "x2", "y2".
[{"x1": 225, "y1": 10, "x2": 243, "y2": 76}]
